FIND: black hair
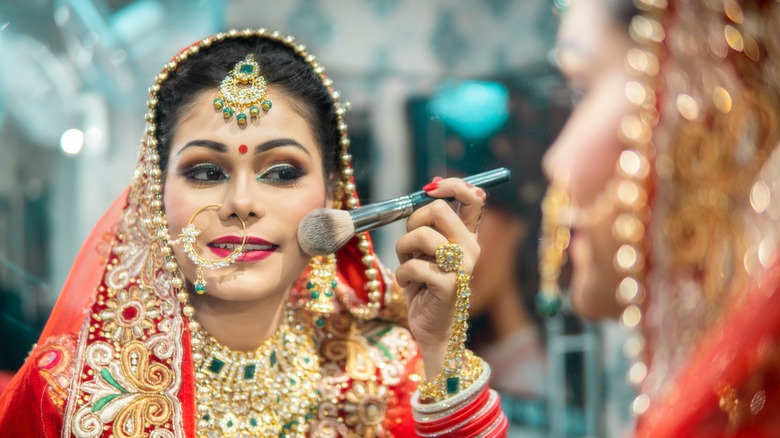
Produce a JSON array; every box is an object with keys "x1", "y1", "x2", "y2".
[{"x1": 154, "y1": 36, "x2": 340, "y2": 181}]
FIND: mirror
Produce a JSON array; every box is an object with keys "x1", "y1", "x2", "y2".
[{"x1": 0, "y1": 1, "x2": 636, "y2": 436}]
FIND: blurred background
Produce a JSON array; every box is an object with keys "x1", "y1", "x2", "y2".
[{"x1": 0, "y1": 0, "x2": 634, "y2": 436}]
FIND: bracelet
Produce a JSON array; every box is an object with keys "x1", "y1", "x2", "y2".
[
  {"x1": 420, "y1": 245, "x2": 476, "y2": 402},
  {"x1": 412, "y1": 360, "x2": 491, "y2": 415},
  {"x1": 416, "y1": 390, "x2": 500, "y2": 437},
  {"x1": 419, "y1": 347, "x2": 484, "y2": 403},
  {"x1": 415, "y1": 386, "x2": 490, "y2": 432}
]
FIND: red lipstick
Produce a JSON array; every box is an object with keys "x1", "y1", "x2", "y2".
[{"x1": 208, "y1": 236, "x2": 277, "y2": 262}]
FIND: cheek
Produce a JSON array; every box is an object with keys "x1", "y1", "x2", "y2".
[
  {"x1": 285, "y1": 185, "x2": 329, "y2": 234},
  {"x1": 545, "y1": 75, "x2": 632, "y2": 208}
]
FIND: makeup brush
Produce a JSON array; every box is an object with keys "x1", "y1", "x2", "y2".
[{"x1": 297, "y1": 167, "x2": 511, "y2": 256}]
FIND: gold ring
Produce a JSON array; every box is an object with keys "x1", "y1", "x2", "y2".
[{"x1": 435, "y1": 243, "x2": 464, "y2": 273}]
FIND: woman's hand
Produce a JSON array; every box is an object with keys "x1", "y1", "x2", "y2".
[{"x1": 395, "y1": 176, "x2": 486, "y2": 379}]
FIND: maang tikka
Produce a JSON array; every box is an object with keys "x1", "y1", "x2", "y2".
[
  {"x1": 213, "y1": 54, "x2": 273, "y2": 126},
  {"x1": 175, "y1": 204, "x2": 247, "y2": 294}
]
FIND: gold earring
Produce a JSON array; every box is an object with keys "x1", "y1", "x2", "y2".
[
  {"x1": 178, "y1": 204, "x2": 247, "y2": 294},
  {"x1": 536, "y1": 184, "x2": 569, "y2": 317},
  {"x1": 305, "y1": 254, "x2": 337, "y2": 314}
]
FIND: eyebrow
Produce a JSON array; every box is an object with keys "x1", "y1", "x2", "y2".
[
  {"x1": 176, "y1": 138, "x2": 312, "y2": 157},
  {"x1": 256, "y1": 138, "x2": 311, "y2": 157}
]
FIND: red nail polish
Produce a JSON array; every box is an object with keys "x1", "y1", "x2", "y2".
[{"x1": 423, "y1": 181, "x2": 440, "y2": 192}]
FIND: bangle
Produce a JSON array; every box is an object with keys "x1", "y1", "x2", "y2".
[
  {"x1": 412, "y1": 360, "x2": 491, "y2": 415},
  {"x1": 419, "y1": 348, "x2": 484, "y2": 402},
  {"x1": 415, "y1": 389, "x2": 500, "y2": 437},
  {"x1": 415, "y1": 386, "x2": 489, "y2": 432}
]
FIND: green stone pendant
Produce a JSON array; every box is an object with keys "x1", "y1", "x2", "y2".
[{"x1": 446, "y1": 376, "x2": 460, "y2": 394}]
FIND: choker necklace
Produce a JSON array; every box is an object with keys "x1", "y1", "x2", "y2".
[{"x1": 191, "y1": 309, "x2": 321, "y2": 437}]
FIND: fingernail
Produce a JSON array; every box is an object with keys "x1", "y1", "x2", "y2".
[
  {"x1": 423, "y1": 181, "x2": 440, "y2": 192},
  {"x1": 432, "y1": 176, "x2": 444, "y2": 183}
]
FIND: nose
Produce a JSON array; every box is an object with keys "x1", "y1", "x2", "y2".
[
  {"x1": 219, "y1": 171, "x2": 265, "y2": 224},
  {"x1": 542, "y1": 139, "x2": 570, "y2": 185}
]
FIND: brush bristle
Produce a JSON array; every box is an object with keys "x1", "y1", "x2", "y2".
[{"x1": 297, "y1": 208, "x2": 355, "y2": 256}]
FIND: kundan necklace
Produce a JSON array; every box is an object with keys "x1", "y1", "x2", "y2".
[{"x1": 190, "y1": 309, "x2": 321, "y2": 437}]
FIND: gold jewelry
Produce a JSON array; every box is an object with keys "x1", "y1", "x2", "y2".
[
  {"x1": 191, "y1": 308, "x2": 321, "y2": 437},
  {"x1": 305, "y1": 254, "x2": 337, "y2": 315},
  {"x1": 535, "y1": 183, "x2": 570, "y2": 317},
  {"x1": 419, "y1": 242, "x2": 483, "y2": 402},
  {"x1": 434, "y1": 243, "x2": 464, "y2": 272},
  {"x1": 213, "y1": 54, "x2": 272, "y2": 126},
  {"x1": 177, "y1": 204, "x2": 247, "y2": 294}
]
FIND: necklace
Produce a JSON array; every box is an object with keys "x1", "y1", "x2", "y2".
[{"x1": 191, "y1": 309, "x2": 321, "y2": 437}]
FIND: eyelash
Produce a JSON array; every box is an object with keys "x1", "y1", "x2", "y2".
[
  {"x1": 257, "y1": 163, "x2": 306, "y2": 185},
  {"x1": 178, "y1": 162, "x2": 306, "y2": 186},
  {"x1": 180, "y1": 163, "x2": 227, "y2": 186}
]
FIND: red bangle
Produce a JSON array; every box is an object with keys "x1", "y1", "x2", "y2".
[
  {"x1": 415, "y1": 386, "x2": 490, "y2": 433},
  {"x1": 488, "y1": 413, "x2": 510, "y2": 438},
  {"x1": 457, "y1": 391, "x2": 503, "y2": 438}
]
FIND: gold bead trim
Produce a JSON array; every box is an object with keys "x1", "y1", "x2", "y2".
[{"x1": 620, "y1": 2, "x2": 667, "y2": 418}]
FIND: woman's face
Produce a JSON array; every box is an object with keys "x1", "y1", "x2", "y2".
[
  {"x1": 163, "y1": 86, "x2": 330, "y2": 303},
  {"x1": 543, "y1": 0, "x2": 634, "y2": 319}
]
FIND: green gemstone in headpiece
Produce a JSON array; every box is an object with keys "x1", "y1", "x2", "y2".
[
  {"x1": 222, "y1": 107, "x2": 233, "y2": 119},
  {"x1": 249, "y1": 105, "x2": 260, "y2": 117},
  {"x1": 239, "y1": 62, "x2": 255, "y2": 75},
  {"x1": 213, "y1": 98, "x2": 224, "y2": 110},
  {"x1": 236, "y1": 113, "x2": 247, "y2": 125},
  {"x1": 261, "y1": 100, "x2": 272, "y2": 111}
]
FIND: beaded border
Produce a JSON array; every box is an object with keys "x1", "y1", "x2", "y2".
[{"x1": 614, "y1": 0, "x2": 666, "y2": 418}]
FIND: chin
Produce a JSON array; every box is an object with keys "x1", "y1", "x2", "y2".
[
  {"x1": 569, "y1": 270, "x2": 624, "y2": 321},
  {"x1": 202, "y1": 274, "x2": 285, "y2": 302},
  {"x1": 196, "y1": 261, "x2": 298, "y2": 302}
]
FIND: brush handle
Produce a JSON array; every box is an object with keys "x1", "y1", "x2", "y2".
[{"x1": 351, "y1": 167, "x2": 511, "y2": 233}]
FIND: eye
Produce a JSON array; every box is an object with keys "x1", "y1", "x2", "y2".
[
  {"x1": 180, "y1": 163, "x2": 228, "y2": 184},
  {"x1": 258, "y1": 163, "x2": 305, "y2": 184}
]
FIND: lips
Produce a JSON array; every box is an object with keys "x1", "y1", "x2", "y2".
[{"x1": 207, "y1": 236, "x2": 278, "y2": 262}]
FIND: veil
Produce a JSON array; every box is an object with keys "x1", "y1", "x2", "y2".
[{"x1": 626, "y1": 1, "x2": 780, "y2": 435}]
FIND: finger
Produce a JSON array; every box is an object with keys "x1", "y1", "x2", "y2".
[
  {"x1": 396, "y1": 258, "x2": 456, "y2": 299},
  {"x1": 423, "y1": 177, "x2": 487, "y2": 233},
  {"x1": 395, "y1": 226, "x2": 448, "y2": 265},
  {"x1": 405, "y1": 201, "x2": 480, "y2": 271}
]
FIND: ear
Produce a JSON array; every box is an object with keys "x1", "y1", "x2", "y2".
[{"x1": 325, "y1": 171, "x2": 338, "y2": 209}]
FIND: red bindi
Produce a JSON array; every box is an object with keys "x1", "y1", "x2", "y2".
[{"x1": 238, "y1": 144, "x2": 248, "y2": 155}]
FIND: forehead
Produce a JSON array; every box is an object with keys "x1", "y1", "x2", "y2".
[
  {"x1": 556, "y1": 0, "x2": 628, "y2": 75},
  {"x1": 171, "y1": 86, "x2": 321, "y2": 155}
]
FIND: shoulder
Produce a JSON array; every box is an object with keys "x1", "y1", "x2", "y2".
[
  {"x1": 0, "y1": 333, "x2": 77, "y2": 435},
  {"x1": 30, "y1": 333, "x2": 79, "y2": 413}
]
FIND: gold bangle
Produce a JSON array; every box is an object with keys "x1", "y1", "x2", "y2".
[{"x1": 419, "y1": 350, "x2": 484, "y2": 402}]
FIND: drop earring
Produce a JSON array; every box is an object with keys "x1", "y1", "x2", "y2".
[{"x1": 305, "y1": 254, "x2": 337, "y2": 314}]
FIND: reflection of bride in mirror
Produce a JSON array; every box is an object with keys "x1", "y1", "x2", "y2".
[{"x1": 543, "y1": 0, "x2": 780, "y2": 435}]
